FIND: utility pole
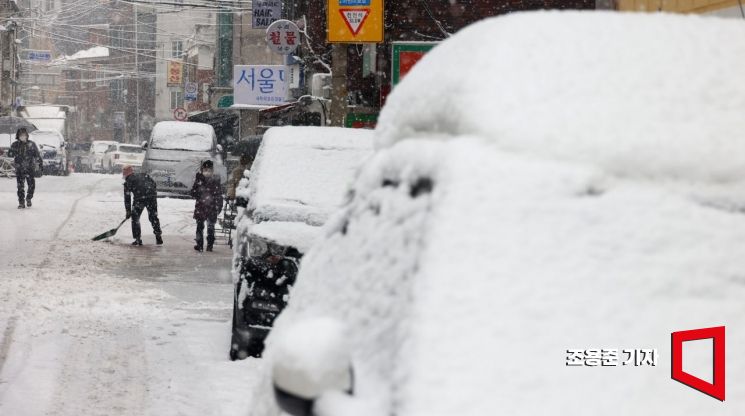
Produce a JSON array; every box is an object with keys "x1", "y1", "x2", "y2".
[
  {"x1": 134, "y1": 3, "x2": 140, "y2": 144},
  {"x1": 329, "y1": 44, "x2": 347, "y2": 126}
]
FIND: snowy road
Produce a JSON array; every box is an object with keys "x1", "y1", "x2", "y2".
[{"x1": 0, "y1": 174, "x2": 259, "y2": 416}]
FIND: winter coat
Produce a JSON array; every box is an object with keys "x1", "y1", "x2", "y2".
[
  {"x1": 7, "y1": 139, "x2": 41, "y2": 175},
  {"x1": 226, "y1": 164, "x2": 249, "y2": 200},
  {"x1": 124, "y1": 173, "x2": 158, "y2": 211},
  {"x1": 191, "y1": 172, "x2": 223, "y2": 221}
]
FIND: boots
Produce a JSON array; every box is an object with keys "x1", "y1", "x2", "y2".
[
  {"x1": 194, "y1": 244, "x2": 203, "y2": 252},
  {"x1": 17, "y1": 201, "x2": 25, "y2": 209},
  {"x1": 131, "y1": 239, "x2": 143, "y2": 246},
  {"x1": 156, "y1": 235, "x2": 163, "y2": 245},
  {"x1": 26, "y1": 198, "x2": 32, "y2": 208},
  {"x1": 206, "y1": 244, "x2": 213, "y2": 252}
]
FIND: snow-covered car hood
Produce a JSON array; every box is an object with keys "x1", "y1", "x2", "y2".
[{"x1": 249, "y1": 221, "x2": 322, "y2": 253}]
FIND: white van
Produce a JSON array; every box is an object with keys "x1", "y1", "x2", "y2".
[{"x1": 141, "y1": 121, "x2": 225, "y2": 195}]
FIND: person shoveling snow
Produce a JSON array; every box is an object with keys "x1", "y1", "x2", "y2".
[{"x1": 122, "y1": 165, "x2": 163, "y2": 246}]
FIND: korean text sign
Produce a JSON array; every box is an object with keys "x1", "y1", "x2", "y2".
[
  {"x1": 167, "y1": 61, "x2": 183, "y2": 86},
  {"x1": 233, "y1": 65, "x2": 288, "y2": 106}
]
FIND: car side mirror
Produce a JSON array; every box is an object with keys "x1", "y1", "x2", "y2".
[
  {"x1": 216, "y1": 144, "x2": 224, "y2": 153},
  {"x1": 141, "y1": 141, "x2": 148, "y2": 149},
  {"x1": 272, "y1": 318, "x2": 354, "y2": 416}
]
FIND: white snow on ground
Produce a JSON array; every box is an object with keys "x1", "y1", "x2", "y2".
[{"x1": 0, "y1": 173, "x2": 260, "y2": 416}]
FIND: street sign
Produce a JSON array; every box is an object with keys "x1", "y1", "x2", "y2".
[
  {"x1": 24, "y1": 50, "x2": 52, "y2": 63},
  {"x1": 167, "y1": 61, "x2": 183, "y2": 86},
  {"x1": 253, "y1": 0, "x2": 282, "y2": 29},
  {"x1": 173, "y1": 107, "x2": 188, "y2": 121},
  {"x1": 391, "y1": 42, "x2": 438, "y2": 86},
  {"x1": 233, "y1": 65, "x2": 288, "y2": 106},
  {"x1": 265, "y1": 20, "x2": 300, "y2": 55},
  {"x1": 328, "y1": 0, "x2": 383, "y2": 43},
  {"x1": 184, "y1": 82, "x2": 198, "y2": 101}
]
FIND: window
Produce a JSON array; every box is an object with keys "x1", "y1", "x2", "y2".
[
  {"x1": 171, "y1": 40, "x2": 183, "y2": 58},
  {"x1": 111, "y1": 79, "x2": 123, "y2": 101},
  {"x1": 96, "y1": 70, "x2": 106, "y2": 87},
  {"x1": 111, "y1": 26, "x2": 124, "y2": 48},
  {"x1": 170, "y1": 90, "x2": 183, "y2": 109}
]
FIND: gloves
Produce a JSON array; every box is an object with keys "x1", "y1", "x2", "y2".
[{"x1": 125, "y1": 211, "x2": 132, "y2": 219}]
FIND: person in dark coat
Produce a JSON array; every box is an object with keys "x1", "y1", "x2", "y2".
[
  {"x1": 123, "y1": 165, "x2": 163, "y2": 246},
  {"x1": 190, "y1": 160, "x2": 223, "y2": 252},
  {"x1": 7, "y1": 128, "x2": 42, "y2": 209}
]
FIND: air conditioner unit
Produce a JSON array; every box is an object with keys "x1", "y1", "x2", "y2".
[{"x1": 311, "y1": 73, "x2": 331, "y2": 99}]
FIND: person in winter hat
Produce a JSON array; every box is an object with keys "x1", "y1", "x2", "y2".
[
  {"x1": 7, "y1": 128, "x2": 42, "y2": 209},
  {"x1": 123, "y1": 165, "x2": 163, "y2": 246},
  {"x1": 190, "y1": 160, "x2": 223, "y2": 252}
]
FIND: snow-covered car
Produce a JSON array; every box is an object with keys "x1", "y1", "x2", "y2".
[
  {"x1": 101, "y1": 142, "x2": 146, "y2": 173},
  {"x1": 243, "y1": 12, "x2": 745, "y2": 416},
  {"x1": 30, "y1": 129, "x2": 68, "y2": 176},
  {"x1": 230, "y1": 126, "x2": 373, "y2": 360},
  {"x1": 85, "y1": 140, "x2": 118, "y2": 173},
  {"x1": 142, "y1": 121, "x2": 225, "y2": 195}
]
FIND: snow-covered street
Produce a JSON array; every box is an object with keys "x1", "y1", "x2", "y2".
[{"x1": 0, "y1": 174, "x2": 259, "y2": 416}]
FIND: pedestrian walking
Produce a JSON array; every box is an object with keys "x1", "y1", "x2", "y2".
[
  {"x1": 7, "y1": 128, "x2": 42, "y2": 209},
  {"x1": 123, "y1": 165, "x2": 163, "y2": 246},
  {"x1": 190, "y1": 160, "x2": 223, "y2": 252}
]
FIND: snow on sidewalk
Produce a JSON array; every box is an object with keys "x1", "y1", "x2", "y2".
[{"x1": 0, "y1": 174, "x2": 260, "y2": 416}]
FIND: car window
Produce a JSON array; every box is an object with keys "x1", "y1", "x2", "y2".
[
  {"x1": 119, "y1": 145, "x2": 144, "y2": 154},
  {"x1": 30, "y1": 131, "x2": 62, "y2": 149},
  {"x1": 93, "y1": 143, "x2": 111, "y2": 153}
]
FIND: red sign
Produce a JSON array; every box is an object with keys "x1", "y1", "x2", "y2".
[
  {"x1": 671, "y1": 326, "x2": 725, "y2": 401},
  {"x1": 339, "y1": 9, "x2": 370, "y2": 36},
  {"x1": 173, "y1": 107, "x2": 188, "y2": 121}
]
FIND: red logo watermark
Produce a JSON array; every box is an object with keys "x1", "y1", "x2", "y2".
[{"x1": 671, "y1": 326, "x2": 725, "y2": 401}]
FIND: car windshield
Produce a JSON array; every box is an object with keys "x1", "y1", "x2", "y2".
[
  {"x1": 93, "y1": 143, "x2": 111, "y2": 153},
  {"x1": 247, "y1": 127, "x2": 374, "y2": 225},
  {"x1": 119, "y1": 145, "x2": 144, "y2": 154},
  {"x1": 31, "y1": 131, "x2": 62, "y2": 148}
]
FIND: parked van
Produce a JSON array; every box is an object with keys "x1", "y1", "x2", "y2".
[{"x1": 141, "y1": 121, "x2": 225, "y2": 195}]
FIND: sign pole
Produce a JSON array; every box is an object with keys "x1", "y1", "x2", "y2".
[
  {"x1": 134, "y1": 3, "x2": 140, "y2": 144},
  {"x1": 329, "y1": 44, "x2": 347, "y2": 126}
]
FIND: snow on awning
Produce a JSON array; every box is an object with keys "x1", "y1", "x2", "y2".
[{"x1": 64, "y1": 46, "x2": 110, "y2": 61}]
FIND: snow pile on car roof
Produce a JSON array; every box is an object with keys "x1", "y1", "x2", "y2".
[
  {"x1": 243, "y1": 126, "x2": 374, "y2": 226},
  {"x1": 376, "y1": 11, "x2": 745, "y2": 182},
  {"x1": 150, "y1": 121, "x2": 215, "y2": 152}
]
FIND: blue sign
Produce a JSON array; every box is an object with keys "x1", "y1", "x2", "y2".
[
  {"x1": 26, "y1": 50, "x2": 52, "y2": 63},
  {"x1": 339, "y1": 0, "x2": 370, "y2": 4},
  {"x1": 184, "y1": 82, "x2": 198, "y2": 101},
  {"x1": 234, "y1": 65, "x2": 288, "y2": 106}
]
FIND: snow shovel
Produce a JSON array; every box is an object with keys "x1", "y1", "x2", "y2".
[{"x1": 92, "y1": 218, "x2": 129, "y2": 241}]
